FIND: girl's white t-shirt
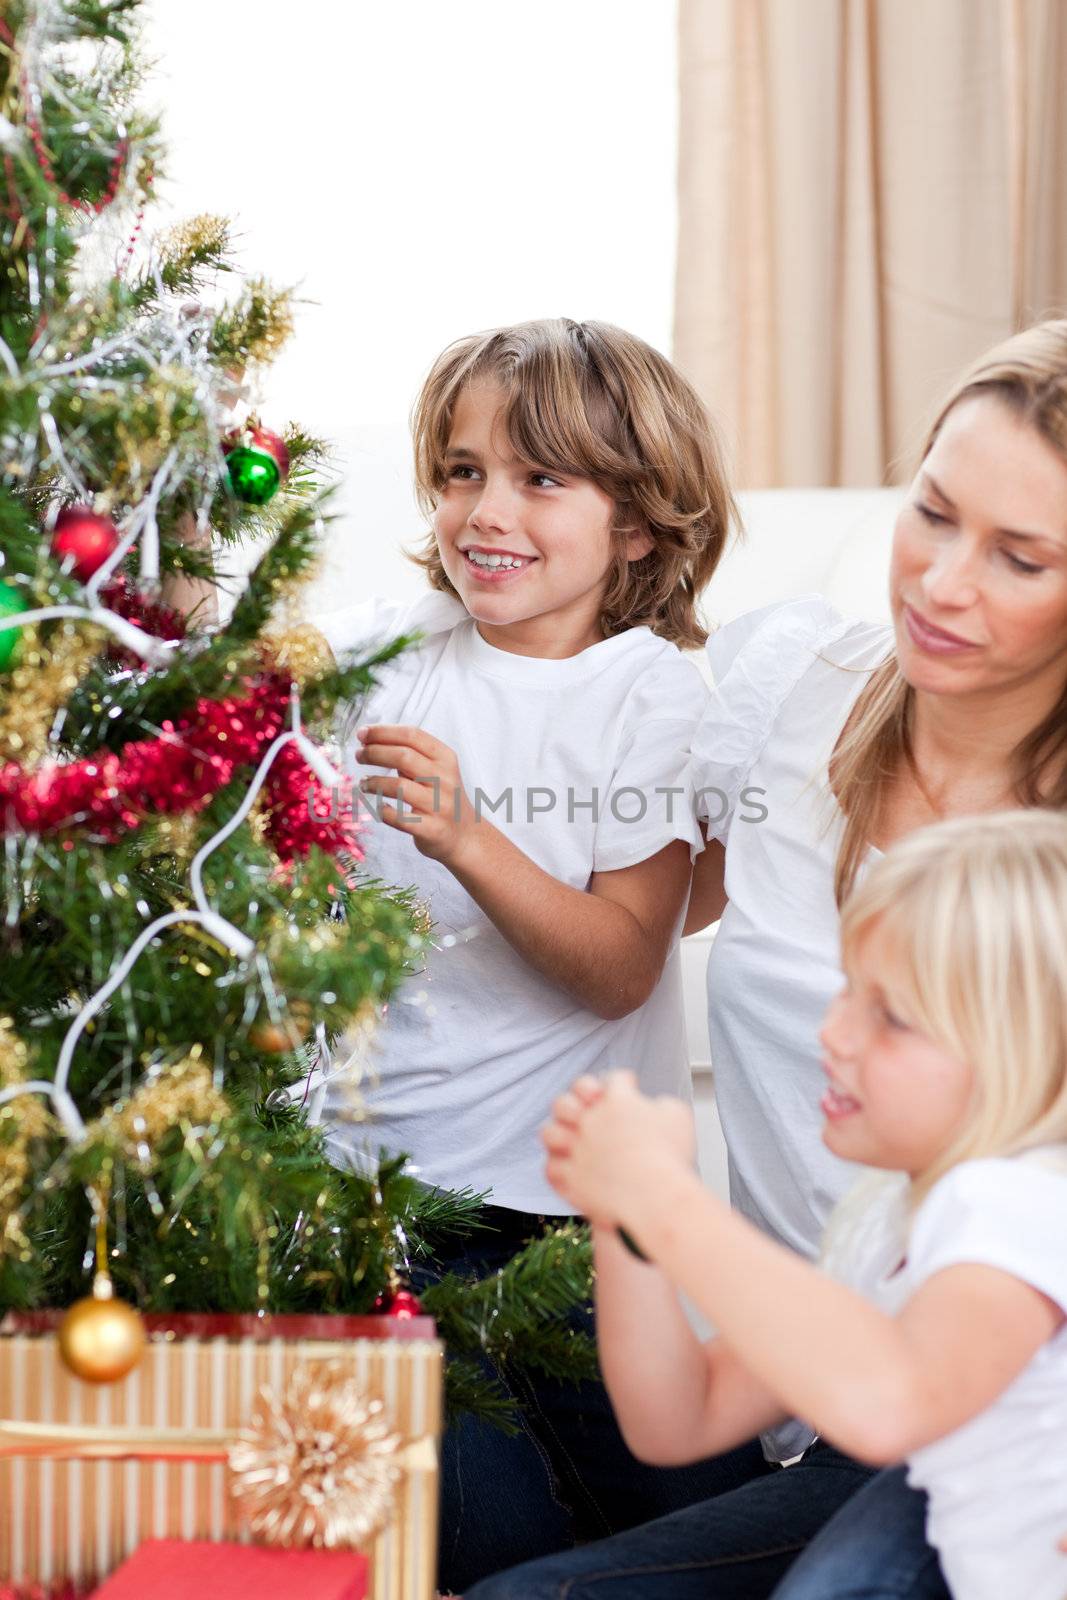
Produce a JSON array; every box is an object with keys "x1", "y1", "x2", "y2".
[
  {"x1": 317, "y1": 591, "x2": 708, "y2": 1213},
  {"x1": 822, "y1": 1153, "x2": 1067, "y2": 1600}
]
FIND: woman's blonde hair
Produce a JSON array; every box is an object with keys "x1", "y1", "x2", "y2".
[
  {"x1": 840, "y1": 809, "x2": 1067, "y2": 1206},
  {"x1": 830, "y1": 319, "x2": 1067, "y2": 906},
  {"x1": 408, "y1": 318, "x2": 738, "y2": 649}
]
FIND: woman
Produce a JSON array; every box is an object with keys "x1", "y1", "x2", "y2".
[{"x1": 467, "y1": 320, "x2": 1067, "y2": 1599}]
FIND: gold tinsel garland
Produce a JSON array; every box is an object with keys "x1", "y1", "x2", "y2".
[
  {"x1": 156, "y1": 213, "x2": 231, "y2": 268},
  {"x1": 0, "y1": 1018, "x2": 54, "y2": 1254},
  {"x1": 149, "y1": 810, "x2": 203, "y2": 859},
  {"x1": 229, "y1": 1362, "x2": 403, "y2": 1549},
  {"x1": 84, "y1": 1053, "x2": 231, "y2": 1166},
  {"x1": 0, "y1": 623, "x2": 102, "y2": 766},
  {"x1": 232, "y1": 278, "x2": 297, "y2": 365},
  {"x1": 264, "y1": 622, "x2": 335, "y2": 687}
]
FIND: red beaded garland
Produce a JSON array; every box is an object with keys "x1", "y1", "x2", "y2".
[
  {"x1": 115, "y1": 172, "x2": 154, "y2": 278},
  {"x1": 23, "y1": 94, "x2": 129, "y2": 215}
]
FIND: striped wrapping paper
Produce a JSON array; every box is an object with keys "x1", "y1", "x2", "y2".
[{"x1": 0, "y1": 1319, "x2": 443, "y2": 1600}]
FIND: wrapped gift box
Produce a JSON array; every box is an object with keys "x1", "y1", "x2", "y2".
[
  {"x1": 89, "y1": 1539, "x2": 369, "y2": 1600},
  {"x1": 0, "y1": 1311, "x2": 442, "y2": 1600}
]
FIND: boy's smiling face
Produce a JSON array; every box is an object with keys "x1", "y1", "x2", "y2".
[{"x1": 433, "y1": 381, "x2": 651, "y2": 658}]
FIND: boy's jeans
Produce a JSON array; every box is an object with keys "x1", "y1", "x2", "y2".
[
  {"x1": 425, "y1": 1208, "x2": 872, "y2": 1596},
  {"x1": 771, "y1": 1464, "x2": 950, "y2": 1599},
  {"x1": 466, "y1": 1458, "x2": 950, "y2": 1600}
]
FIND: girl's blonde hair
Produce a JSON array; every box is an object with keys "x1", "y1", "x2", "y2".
[
  {"x1": 840, "y1": 809, "x2": 1067, "y2": 1206},
  {"x1": 830, "y1": 319, "x2": 1067, "y2": 906},
  {"x1": 408, "y1": 318, "x2": 738, "y2": 649}
]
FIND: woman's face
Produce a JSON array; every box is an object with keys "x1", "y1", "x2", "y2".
[{"x1": 890, "y1": 395, "x2": 1067, "y2": 708}]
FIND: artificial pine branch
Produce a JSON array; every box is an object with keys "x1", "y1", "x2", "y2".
[
  {"x1": 442, "y1": 1357, "x2": 521, "y2": 1435},
  {"x1": 423, "y1": 1225, "x2": 598, "y2": 1383}
]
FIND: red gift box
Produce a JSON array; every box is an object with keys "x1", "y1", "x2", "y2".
[{"x1": 89, "y1": 1540, "x2": 368, "y2": 1600}]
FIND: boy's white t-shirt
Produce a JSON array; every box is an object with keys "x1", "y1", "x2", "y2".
[
  {"x1": 317, "y1": 591, "x2": 708, "y2": 1213},
  {"x1": 822, "y1": 1153, "x2": 1067, "y2": 1600}
]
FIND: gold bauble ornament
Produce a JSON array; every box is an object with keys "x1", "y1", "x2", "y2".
[
  {"x1": 58, "y1": 1278, "x2": 146, "y2": 1384},
  {"x1": 249, "y1": 1001, "x2": 313, "y2": 1054}
]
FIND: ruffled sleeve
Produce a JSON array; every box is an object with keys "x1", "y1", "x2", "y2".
[
  {"x1": 684, "y1": 594, "x2": 852, "y2": 844},
  {"x1": 592, "y1": 647, "x2": 710, "y2": 872}
]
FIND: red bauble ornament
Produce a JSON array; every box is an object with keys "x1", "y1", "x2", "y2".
[
  {"x1": 222, "y1": 424, "x2": 290, "y2": 505},
  {"x1": 374, "y1": 1287, "x2": 422, "y2": 1320},
  {"x1": 51, "y1": 506, "x2": 120, "y2": 581}
]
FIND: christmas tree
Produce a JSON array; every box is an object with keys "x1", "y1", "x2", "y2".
[{"x1": 0, "y1": 0, "x2": 592, "y2": 1427}]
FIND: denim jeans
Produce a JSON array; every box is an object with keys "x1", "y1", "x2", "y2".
[
  {"x1": 770, "y1": 1465, "x2": 950, "y2": 1600},
  {"x1": 465, "y1": 1441, "x2": 875, "y2": 1600},
  {"x1": 424, "y1": 1209, "x2": 787, "y2": 1595}
]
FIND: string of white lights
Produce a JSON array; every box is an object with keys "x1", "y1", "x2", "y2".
[{"x1": 3, "y1": 686, "x2": 343, "y2": 1149}]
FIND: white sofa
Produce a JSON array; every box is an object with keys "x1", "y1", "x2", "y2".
[{"x1": 280, "y1": 428, "x2": 907, "y2": 1192}]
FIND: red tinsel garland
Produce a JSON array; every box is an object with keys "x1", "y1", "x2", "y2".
[
  {"x1": 99, "y1": 576, "x2": 187, "y2": 652},
  {"x1": 0, "y1": 672, "x2": 361, "y2": 864},
  {"x1": 262, "y1": 738, "x2": 357, "y2": 862}
]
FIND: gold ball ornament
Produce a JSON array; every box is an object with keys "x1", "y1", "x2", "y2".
[
  {"x1": 58, "y1": 1279, "x2": 146, "y2": 1384},
  {"x1": 249, "y1": 1001, "x2": 313, "y2": 1054}
]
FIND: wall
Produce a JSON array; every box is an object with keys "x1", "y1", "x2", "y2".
[{"x1": 146, "y1": 0, "x2": 678, "y2": 505}]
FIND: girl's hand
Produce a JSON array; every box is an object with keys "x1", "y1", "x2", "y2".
[
  {"x1": 356, "y1": 724, "x2": 477, "y2": 865},
  {"x1": 542, "y1": 1069, "x2": 695, "y2": 1231}
]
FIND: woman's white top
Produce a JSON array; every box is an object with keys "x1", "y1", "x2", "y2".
[
  {"x1": 316, "y1": 591, "x2": 708, "y2": 1214},
  {"x1": 688, "y1": 594, "x2": 893, "y2": 1255},
  {"x1": 822, "y1": 1153, "x2": 1067, "y2": 1600},
  {"x1": 686, "y1": 594, "x2": 893, "y2": 1458}
]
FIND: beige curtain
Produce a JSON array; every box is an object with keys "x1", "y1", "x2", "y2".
[{"x1": 674, "y1": 0, "x2": 1067, "y2": 486}]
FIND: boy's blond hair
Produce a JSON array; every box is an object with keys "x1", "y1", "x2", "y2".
[
  {"x1": 409, "y1": 318, "x2": 737, "y2": 649},
  {"x1": 839, "y1": 809, "x2": 1067, "y2": 1206}
]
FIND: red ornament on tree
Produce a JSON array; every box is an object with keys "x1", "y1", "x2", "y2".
[
  {"x1": 51, "y1": 505, "x2": 120, "y2": 580},
  {"x1": 374, "y1": 1287, "x2": 422, "y2": 1320},
  {"x1": 223, "y1": 424, "x2": 291, "y2": 505}
]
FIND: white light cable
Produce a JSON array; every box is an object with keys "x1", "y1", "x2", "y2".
[
  {"x1": 189, "y1": 682, "x2": 342, "y2": 950},
  {"x1": 0, "y1": 602, "x2": 169, "y2": 665},
  {"x1": 83, "y1": 446, "x2": 179, "y2": 596},
  {"x1": 1, "y1": 687, "x2": 344, "y2": 1146}
]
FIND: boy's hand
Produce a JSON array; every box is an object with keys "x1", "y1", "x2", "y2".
[
  {"x1": 542, "y1": 1070, "x2": 695, "y2": 1230},
  {"x1": 356, "y1": 724, "x2": 477, "y2": 865}
]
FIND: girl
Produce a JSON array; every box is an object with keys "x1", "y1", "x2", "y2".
[{"x1": 520, "y1": 808, "x2": 1067, "y2": 1600}]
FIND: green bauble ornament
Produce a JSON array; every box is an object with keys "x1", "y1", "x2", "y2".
[
  {"x1": 0, "y1": 580, "x2": 27, "y2": 672},
  {"x1": 222, "y1": 425, "x2": 290, "y2": 506}
]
